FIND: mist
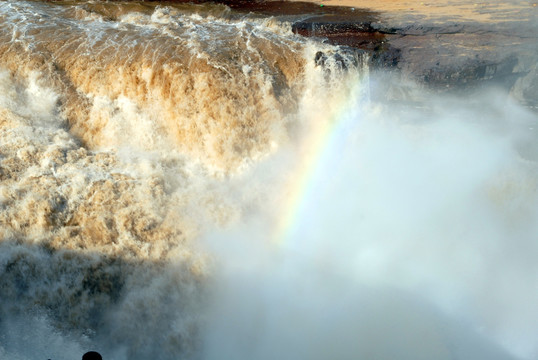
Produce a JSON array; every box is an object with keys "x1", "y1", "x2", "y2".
[
  {"x1": 200, "y1": 74, "x2": 538, "y2": 360},
  {"x1": 1, "y1": 63, "x2": 535, "y2": 360}
]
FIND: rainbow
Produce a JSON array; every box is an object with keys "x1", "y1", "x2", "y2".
[{"x1": 273, "y1": 69, "x2": 368, "y2": 249}]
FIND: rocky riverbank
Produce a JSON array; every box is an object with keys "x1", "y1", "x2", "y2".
[{"x1": 223, "y1": 0, "x2": 538, "y2": 107}]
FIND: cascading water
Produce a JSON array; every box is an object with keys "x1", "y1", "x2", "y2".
[{"x1": 0, "y1": 1, "x2": 536, "y2": 360}]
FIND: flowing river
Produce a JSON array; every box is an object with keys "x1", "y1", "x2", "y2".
[{"x1": 0, "y1": 1, "x2": 537, "y2": 359}]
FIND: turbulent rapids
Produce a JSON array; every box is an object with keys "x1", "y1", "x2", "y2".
[
  {"x1": 0, "y1": 1, "x2": 537, "y2": 360},
  {"x1": 0, "y1": 1, "x2": 314, "y2": 171},
  {"x1": 0, "y1": 1, "x2": 363, "y2": 358}
]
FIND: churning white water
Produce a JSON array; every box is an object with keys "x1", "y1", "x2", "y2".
[{"x1": 0, "y1": 1, "x2": 536, "y2": 360}]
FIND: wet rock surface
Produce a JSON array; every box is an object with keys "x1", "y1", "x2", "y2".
[{"x1": 215, "y1": 0, "x2": 538, "y2": 106}]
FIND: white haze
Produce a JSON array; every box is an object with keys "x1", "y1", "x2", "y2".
[
  {"x1": 1, "y1": 66, "x2": 536, "y2": 360},
  {"x1": 201, "y1": 75, "x2": 538, "y2": 360}
]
